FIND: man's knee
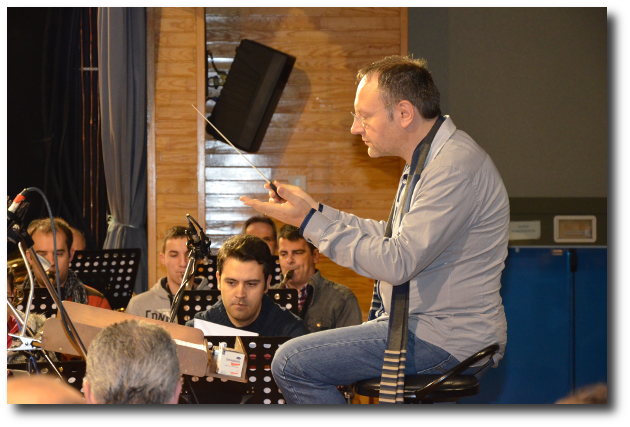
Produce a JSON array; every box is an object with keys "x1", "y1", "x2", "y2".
[{"x1": 272, "y1": 339, "x2": 293, "y2": 378}]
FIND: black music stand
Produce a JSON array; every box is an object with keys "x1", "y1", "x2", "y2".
[
  {"x1": 180, "y1": 335, "x2": 291, "y2": 404},
  {"x1": 7, "y1": 360, "x2": 87, "y2": 394},
  {"x1": 71, "y1": 248, "x2": 141, "y2": 310},
  {"x1": 267, "y1": 289, "x2": 299, "y2": 314},
  {"x1": 177, "y1": 289, "x2": 299, "y2": 325},
  {"x1": 193, "y1": 256, "x2": 219, "y2": 289},
  {"x1": 14, "y1": 287, "x2": 59, "y2": 319},
  {"x1": 194, "y1": 255, "x2": 284, "y2": 287},
  {"x1": 270, "y1": 256, "x2": 283, "y2": 286},
  {"x1": 177, "y1": 290, "x2": 222, "y2": 325}
]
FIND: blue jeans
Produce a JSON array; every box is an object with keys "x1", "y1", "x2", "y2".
[{"x1": 271, "y1": 320, "x2": 492, "y2": 404}]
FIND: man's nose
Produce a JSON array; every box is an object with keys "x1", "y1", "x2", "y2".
[
  {"x1": 350, "y1": 117, "x2": 364, "y2": 135},
  {"x1": 179, "y1": 254, "x2": 188, "y2": 267},
  {"x1": 234, "y1": 284, "x2": 247, "y2": 298}
]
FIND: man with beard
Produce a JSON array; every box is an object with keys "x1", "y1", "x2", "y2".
[{"x1": 186, "y1": 234, "x2": 306, "y2": 338}]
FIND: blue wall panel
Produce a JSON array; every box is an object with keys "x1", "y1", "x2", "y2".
[
  {"x1": 574, "y1": 248, "x2": 608, "y2": 388},
  {"x1": 462, "y1": 248, "x2": 572, "y2": 403},
  {"x1": 462, "y1": 247, "x2": 607, "y2": 403}
]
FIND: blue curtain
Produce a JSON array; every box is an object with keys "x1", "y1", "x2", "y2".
[{"x1": 97, "y1": 7, "x2": 148, "y2": 294}]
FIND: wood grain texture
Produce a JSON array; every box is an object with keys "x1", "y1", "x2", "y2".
[
  {"x1": 150, "y1": 7, "x2": 206, "y2": 284},
  {"x1": 41, "y1": 301, "x2": 209, "y2": 377},
  {"x1": 202, "y1": 7, "x2": 407, "y2": 328},
  {"x1": 148, "y1": 8, "x2": 408, "y2": 345}
]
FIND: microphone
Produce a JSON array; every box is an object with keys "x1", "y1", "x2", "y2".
[
  {"x1": 7, "y1": 188, "x2": 31, "y2": 231},
  {"x1": 186, "y1": 215, "x2": 200, "y2": 244}
]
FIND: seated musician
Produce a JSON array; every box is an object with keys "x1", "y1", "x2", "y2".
[
  {"x1": 126, "y1": 225, "x2": 211, "y2": 321},
  {"x1": 8, "y1": 375, "x2": 85, "y2": 404},
  {"x1": 186, "y1": 234, "x2": 306, "y2": 338},
  {"x1": 242, "y1": 214, "x2": 279, "y2": 255},
  {"x1": 23, "y1": 217, "x2": 111, "y2": 309},
  {"x1": 70, "y1": 226, "x2": 86, "y2": 251},
  {"x1": 83, "y1": 319, "x2": 181, "y2": 404},
  {"x1": 273, "y1": 225, "x2": 362, "y2": 333}
]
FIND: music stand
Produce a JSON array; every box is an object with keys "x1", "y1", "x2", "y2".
[
  {"x1": 7, "y1": 360, "x2": 87, "y2": 394},
  {"x1": 177, "y1": 289, "x2": 299, "y2": 325},
  {"x1": 14, "y1": 287, "x2": 59, "y2": 319},
  {"x1": 71, "y1": 248, "x2": 141, "y2": 310},
  {"x1": 193, "y1": 256, "x2": 219, "y2": 289},
  {"x1": 267, "y1": 289, "x2": 299, "y2": 315},
  {"x1": 270, "y1": 256, "x2": 283, "y2": 286},
  {"x1": 180, "y1": 335, "x2": 291, "y2": 404},
  {"x1": 177, "y1": 290, "x2": 222, "y2": 325}
]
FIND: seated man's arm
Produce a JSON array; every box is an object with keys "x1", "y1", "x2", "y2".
[{"x1": 304, "y1": 166, "x2": 478, "y2": 285}]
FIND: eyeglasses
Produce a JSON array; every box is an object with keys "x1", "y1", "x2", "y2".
[{"x1": 351, "y1": 102, "x2": 394, "y2": 127}]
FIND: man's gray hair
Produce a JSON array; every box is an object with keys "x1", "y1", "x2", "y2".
[{"x1": 84, "y1": 320, "x2": 181, "y2": 404}]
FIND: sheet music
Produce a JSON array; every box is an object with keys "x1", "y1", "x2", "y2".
[{"x1": 192, "y1": 318, "x2": 258, "y2": 336}]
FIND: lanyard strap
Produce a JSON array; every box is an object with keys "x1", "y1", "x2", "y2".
[{"x1": 376, "y1": 116, "x2": 445, "y2": 404}]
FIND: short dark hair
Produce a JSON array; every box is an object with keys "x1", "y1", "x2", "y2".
[
  {"x1": 217, "y1": 234, "x2": 273, "y2": 279},
  {"x1": 277, "y1": 224, "x2": 316, "y2": 253},
  {"x1": 242, "y1": 215, "x2": 277, "y2": 240},
  {"x1": 27, "y1": 217, "x2": 73, "y2": 252},
  {"x1": 357, "y1": 55, "x2": 441, "y2": 120},
  {"x1": 162, "y1": 226, "x2": 189, "y2": 253}
]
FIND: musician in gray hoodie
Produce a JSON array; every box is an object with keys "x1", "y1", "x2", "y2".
[{"x1": 126, "y1": 226, "x2": 211, "y2": 322}]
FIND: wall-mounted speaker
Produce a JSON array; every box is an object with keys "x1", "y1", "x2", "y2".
[{"x1": 207, "y1": 39, "x2": 295, "y2": 153}]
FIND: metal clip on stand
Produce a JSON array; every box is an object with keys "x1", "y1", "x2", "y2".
[{"x1": 169, "y1": 214, "x2": 212, "y2": 324}]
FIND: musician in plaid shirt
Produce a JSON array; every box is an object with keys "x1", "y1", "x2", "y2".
[{"x1": 272, "y1": 225, "x2": 362, "y2": 334}]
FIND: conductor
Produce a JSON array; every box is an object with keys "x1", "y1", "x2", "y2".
[{"x1": 241, "y1": 55, "x2": 509, "y2": 404}]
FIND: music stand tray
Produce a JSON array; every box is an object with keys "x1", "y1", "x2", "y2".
[
  {"x1": 181, "y1": 335, "x2": 291, "y2": 404},
  {"x1": 72, "y1": 248, "x2": 141, "y2": 310},
  {"x1": 7, "y1": 360, "x2": 87, "y2": 394},
  {"x1": 14, "y1": 287, "x2": 59, "y2": 319}
]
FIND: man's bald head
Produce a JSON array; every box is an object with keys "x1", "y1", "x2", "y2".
[{"x1": 7, "y1": 375, "x2": 85, "y2": 404}]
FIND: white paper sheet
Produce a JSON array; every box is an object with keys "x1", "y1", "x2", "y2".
[{"x1": 192, "y1": 318, "x2": 258, "y2": 336}]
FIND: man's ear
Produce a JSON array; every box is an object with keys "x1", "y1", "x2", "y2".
[
  {"x1": 216, "y1": 272, "x2": 221, "y2": 290},
  {"x1": 397, "y1": 100, "x2": 415, "y2": 129},
  {"x1": 159, "y1": 252, "x2": 166, "y2": 267},
  {"x1": 83, "y1": 379, "x2": 97, "y2": 404},
  {"x1": 68, "y1": 247, "x2": 75, "y2": 263},
  {"x1": 312, "y1": 248, "x2": 321, "y2": 265},
  {"x1": 265, "y1": 274, "x2": 271, "y2": 292},
  {"x1": 168, "y1": 380, "x2": 183, "y2": 404}
]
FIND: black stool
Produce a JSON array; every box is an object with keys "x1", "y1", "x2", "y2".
[{"x1": 353, "y1": 343, "x2": 499, "y2": 404}]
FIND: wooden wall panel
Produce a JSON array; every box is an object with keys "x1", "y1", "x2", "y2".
[
  {"x1": 203, "y1": 7, "x2": 408, "y2": 322},
  {"x1": 149, "y1": 7, "x2": 205, "y2": 287}
]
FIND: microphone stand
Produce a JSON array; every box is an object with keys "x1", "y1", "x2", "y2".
[
  {"x1": 7, "y1": 189, "x2": 88, "y2": 360},
  {"x1": 168, "y1": 214, "x2": 211, "y2": 324}
]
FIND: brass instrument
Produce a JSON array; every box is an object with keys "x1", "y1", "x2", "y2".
[
  {"x1": 278, "y1": 270, "x2": 294, "y2": 288},
  {"x1": 7, "y1": 253, "x2": 27, "y2": 286}
]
